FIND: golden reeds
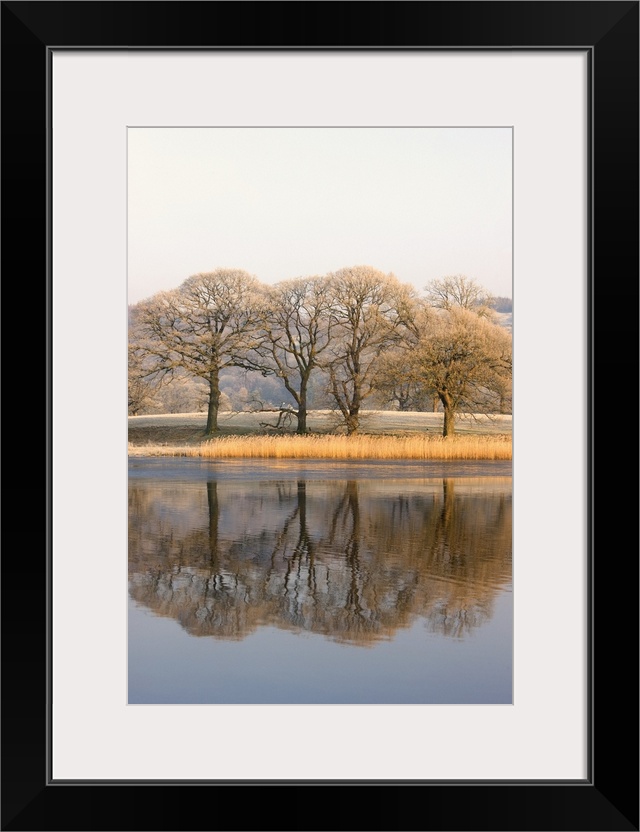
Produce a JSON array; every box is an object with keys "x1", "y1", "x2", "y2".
[{"x1": 128, "y1": 433, "x2": 512, "y2": 460}]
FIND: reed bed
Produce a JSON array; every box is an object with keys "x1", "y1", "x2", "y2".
[{"x1": 129, "y1": 433, "x2": 512, "y2": 461}]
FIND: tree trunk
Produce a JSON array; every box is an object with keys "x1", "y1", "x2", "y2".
[
  {"x1": 328, "y1": 370, "x2": 360, "y2": 434},
  {"x1": 346, "y1": 407, "x2": 360, "y2": 435},
  {"x1": 296, "y1": 383, "x2": 308, "y2": 434},
  {"x1": 205, "y1": 368, "x2": 221, "y2": 435},
  {"x1": 346, "y1": 387, "x2": 361, "y2": 435},
  {"x1": 440, "y1": 392, "x2": 455, "y2": 437},
  {"x1": 442, "y1": 405, "x2": 456, "y2": 437}
]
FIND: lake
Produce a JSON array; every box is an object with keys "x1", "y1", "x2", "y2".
[{"x1": 128, "y1": 458, "x2": 512, "y2": 704}]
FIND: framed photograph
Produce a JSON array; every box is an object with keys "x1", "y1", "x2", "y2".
[
  {"x1": 3, "y1": 2, "x2": 637, "y2": 830},
  {"x1": 126, "y1": 124, "x2": 515, "y2": 711}
]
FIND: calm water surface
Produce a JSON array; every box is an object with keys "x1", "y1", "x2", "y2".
[{"x1": 128, "y1": 458, "x2": 512, "y2": 704}]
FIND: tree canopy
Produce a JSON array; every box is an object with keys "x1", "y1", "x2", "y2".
[{"x1": 425, "y1": 274, "x2": 495, "y2": 317}]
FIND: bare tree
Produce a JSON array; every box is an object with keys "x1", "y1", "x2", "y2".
[
  {"x1": 425, "y1": 274, "x2": 495, "y2": 317},
  {"x1": 257, "y1": 276, "x2": 332, "y2": 434},
  {"x1": 323, "y1": 266, "x2": 416, "y2": 434},
  {"x1": 131, "y1": 269, "x2": 265, "y2": 435},
  {"x1": 404, "y1": 306, "x2": 512, "y2": 436}
]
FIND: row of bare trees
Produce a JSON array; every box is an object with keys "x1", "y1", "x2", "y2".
[{"x1": 129, "y1": 267, "x2": 512, "y2": 437}]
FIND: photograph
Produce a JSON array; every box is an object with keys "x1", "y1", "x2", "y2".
[
  {"x1": 126, "y1": 127, "x2": 514, "y2": 705},
  {"x1": 2, "y1": 0, "x2": 637, "y2": 828}
]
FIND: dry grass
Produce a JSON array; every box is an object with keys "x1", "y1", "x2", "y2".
[{"x1": 128, "y1": 433, "x2": 512, "y2": 461}]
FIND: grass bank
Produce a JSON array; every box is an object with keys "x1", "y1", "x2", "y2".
[{"x1": 128, "y1": 432, "x2": 511, "y2": 460}]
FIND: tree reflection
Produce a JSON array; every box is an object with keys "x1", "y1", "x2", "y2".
[{"x1": 129, "y1": 475, "x2": 511, "y2": 644}]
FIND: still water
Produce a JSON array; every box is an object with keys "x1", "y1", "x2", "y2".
[{"x1": 128, "y1": 459, "x2": 512, "y2": 704}]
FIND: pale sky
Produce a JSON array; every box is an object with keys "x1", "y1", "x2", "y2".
[{"x1": 127, "y1": 127, "x2": 512, "y2": 305}]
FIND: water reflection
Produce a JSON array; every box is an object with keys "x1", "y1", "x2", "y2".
[{"x1": 129, "y1": 475, "x2": 511, "y2": 645}]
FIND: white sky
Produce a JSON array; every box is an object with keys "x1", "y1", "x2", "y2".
[{"x1": 127, "y1": 127, "x2": 512, "y2": 305}]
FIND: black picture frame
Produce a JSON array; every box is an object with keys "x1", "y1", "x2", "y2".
[{"x1": 2, "y1": 2, "x2": 638, "y2": 830}]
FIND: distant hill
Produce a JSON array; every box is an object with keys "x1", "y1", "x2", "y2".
[
  {"x1": 494, "y1": 311, "x2": 512, "y2": 333},
  {"x1": 490, "y1": 296, "x2": 513, "y2": 313}
]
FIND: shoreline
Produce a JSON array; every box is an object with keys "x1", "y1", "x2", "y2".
[{"x1": 128, "y1": 411, "x2": 512, "y2": 461}]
